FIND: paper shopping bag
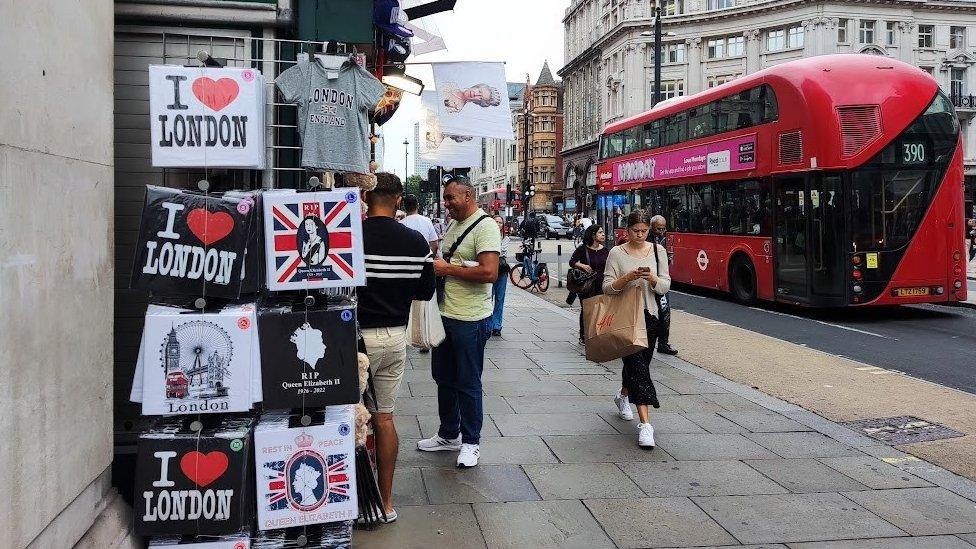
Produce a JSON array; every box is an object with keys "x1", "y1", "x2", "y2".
[{"x1": 582, "y1": 286, "x2": 648, "y2": 363}]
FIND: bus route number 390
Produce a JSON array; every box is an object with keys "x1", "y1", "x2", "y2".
[{"x1": 902, "y1": 142, "x2": 926, "y2": 164}]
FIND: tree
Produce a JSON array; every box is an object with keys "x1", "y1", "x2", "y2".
[{"x1": 405, "y1": 175, "x2": 423, "y2": 197}]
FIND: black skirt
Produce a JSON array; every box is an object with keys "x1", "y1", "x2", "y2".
[{"x1": 620, "y1": 311, "x2": 660, "y2": 408}]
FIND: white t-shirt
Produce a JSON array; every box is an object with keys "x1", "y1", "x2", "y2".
[
  {"x1": 580, "y1": 217, "x2": 593, "y2": 229},
  {"x1": 401, "y1": 213, "x2": 439, "y2": 243}
]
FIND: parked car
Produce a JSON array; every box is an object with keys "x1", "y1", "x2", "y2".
[{"x1": 541, "y1": 214, "x2": 572, "y2": 239}]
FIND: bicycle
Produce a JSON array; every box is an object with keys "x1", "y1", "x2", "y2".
[{"x1": 509, "y1": 240, "x2": 550, "y2": 293}]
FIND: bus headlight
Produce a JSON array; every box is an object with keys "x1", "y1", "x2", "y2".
[
  {"x1": 935, "y1": 286, "x2": 945, "y2": 295},
  {"x1": 954, "y1": 265, "x2": 962, "y2": 275},
  {"x1": 954, "y1": 280, "x2": 963, "y2": 289},
  {"x1": 853, "y1": 284, "x2": 863, "y2": 293},
  {"x1": 953, "y1": 251, "x2": 962, "y2": 261},
  {"x1": 852, "y1": 269, "x2": 863, "y2": 281}
]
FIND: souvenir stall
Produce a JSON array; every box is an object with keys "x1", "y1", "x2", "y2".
[{"x1": 123, "y1": 1, "x2": 428, "y2": 545}]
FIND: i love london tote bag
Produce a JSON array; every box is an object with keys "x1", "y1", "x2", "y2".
[{"x1": 582, "y1": 285, "x2": 649, "y2": 363}]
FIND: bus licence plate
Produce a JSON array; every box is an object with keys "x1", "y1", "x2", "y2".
[{"x1": 896, "y1": 287, "x2": 930, "y2": 297}]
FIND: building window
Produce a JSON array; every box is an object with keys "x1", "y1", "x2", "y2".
[
  {"x1": 660, "y1": 80, "x2": 684, "y2": 100},
  {"x1": 919, "y1": 25, "x2": 934, "y2": 48},
  {"x1": 666, "y1": 43, "x2": 686, "y2": 63},
  {"x1": 707, "y1": 74, "x2": 738, "y2": 88},
  {"x1": 767, "y1": 29, "x2": 786, "y2": 51},
  {"x1": 788, "y1": 26, "x2": 804, "y2": 48},
  {"x1": 838, "y1": 19, "x2": 849, "y2": 43},
  {"x1": 952, "y1": 26, "x2": 967, "y2": 49},
  {"x1": 920, "y1": 66, "x2": 934, "y2": 75},
  {"x1": 728, "y1": 35, "x2": 745, "y2": 56},
  {"x1": 886, "y1": 22, "x2": 897, "y2": 46},
  {"x1": 952, "y1": 68, "x2": 967, "y2": 98},
  {"x1": 859, "y1": 20, "x2": 876, "y2": 44},
  {"x1": 707, "y1": 38, "x2": 726, "y2": 59},
  {"x1": 707, "y1": 0, "x2": 734, "y2": 9},
  {"x1": 661, "y1": 0, "x2": 683, "y2": 16}
]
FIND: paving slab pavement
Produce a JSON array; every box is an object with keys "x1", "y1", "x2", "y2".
[{"x1": 353, "y1": 286, "x2": 976, "y2": 548}]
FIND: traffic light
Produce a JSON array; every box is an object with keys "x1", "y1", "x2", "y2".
[{"x1": 505, "y1": 183, "x2": 513, "y2": 202}]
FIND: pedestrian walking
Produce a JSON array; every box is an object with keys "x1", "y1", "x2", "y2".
[
  {"x1": 650, "y1": 215, "x2": 678, "y2": 356},
  {"x1": 603, "y1": 211, "x2": 671, "y2": 448},
  {"x1": 358, "y1": 173, "x2": 436, "y2": 521},
  {"x1": 401, "y1": 193, "x2": 441, "y2": 257},
  {"x1": 568, "y1": 225, "x2": 609, "y2": 344},
  {"x1": 419, "y1": 175, "x2": 500, "y2": 468},
  {"x1": 491, "y1": 215, "x2": 512, "y2": 336}
]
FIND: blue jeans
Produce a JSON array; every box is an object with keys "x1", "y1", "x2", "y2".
[
  {"x1": 491, "y1": 275, "x2": 508, "y2": 331},
  {"x1": 432, "y1": 316, "x2": 492, "y2": 444}
]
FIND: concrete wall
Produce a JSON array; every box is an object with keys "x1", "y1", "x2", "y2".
[{"x1": 0, "y1": 0, "x2": 115, "y2": 547}]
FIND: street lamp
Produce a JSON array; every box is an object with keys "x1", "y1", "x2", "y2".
[
  {"x1": 403, "y1": 138, "x2": 410, "y2": 181},
  {"x1": 640, "y1": 2, "x2": 676, "y2": 107}
]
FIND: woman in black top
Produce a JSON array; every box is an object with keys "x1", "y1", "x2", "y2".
[{"x1": 569, "y1": 225, "x2": 610, "y2": 345}]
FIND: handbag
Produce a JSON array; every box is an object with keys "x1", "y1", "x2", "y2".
[
  {"x1": 567, "y1": 248, "x2": 595, "y2": 295},
  {"x1": 406, "y1": 298, "x2": 447, "y2": 349},
  {"x1": 581, "y1": 286, "x2": 649, "y2": 363},
  {"x1": 437, "y1": 215, "x2": 491, "y2": 302}
]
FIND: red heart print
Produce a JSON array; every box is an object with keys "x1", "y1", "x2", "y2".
[
  {"x1": 186, "y1": 208, "x2": 235, "y2": 246},
  {"x1": 191, "y1": 77, "x2": 240, "y2": 111},
  {"x1": 180, "y1": 451, "x2": 229, "y2": 488}
]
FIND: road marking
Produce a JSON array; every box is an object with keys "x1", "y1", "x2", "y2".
[
  {"x1": 704, "y1": 321, "x2": 726, "y2": 326},
  {"x1": 672, "y1": 290, "x2": 706, "y2": 299},
  {"x1": 856, "y1": 366, "x2": 883, "y2": 371},
  {"x1": 747, "y1": 307, "x2": 896, "y2": 340}
]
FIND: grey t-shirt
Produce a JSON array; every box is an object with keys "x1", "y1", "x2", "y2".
[{"x1": 276, "y1": 60, "x2": 385, "y2": 173}]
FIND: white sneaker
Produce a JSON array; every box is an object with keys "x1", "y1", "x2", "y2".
[
  {"x1": 638, "y1": 423, "x2": 655, "y2": 448},
  {"x1": 456, "y1": 443, "x2": 480, "y2": 468},
  {"x1": 417, "y1": 434, "x2": 462, "y2": 452},
  {"x1": 614, "y1": 392, "x2": 634, "y2": 421}
]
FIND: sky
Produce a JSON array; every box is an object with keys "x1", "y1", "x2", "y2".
[{"x1": 380, "y1": 0, "x2": 568, "y2": 180}]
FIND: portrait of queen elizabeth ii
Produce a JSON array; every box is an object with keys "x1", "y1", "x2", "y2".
[{"x1": 440, "y1": 82, "x2": 502, "y2": 114}]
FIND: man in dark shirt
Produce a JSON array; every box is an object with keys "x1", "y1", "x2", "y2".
[
  {"x1": 358, "y1": 172, "x2": 436, "y2": 522},
  {"x1": 650, "y1": 215, "x2": 678, "y2": 356}
]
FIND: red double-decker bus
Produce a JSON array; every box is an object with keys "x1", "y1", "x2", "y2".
[
  {"x1": 479, "y1": 187, "x2": 523, "y2": 216},
  {"x1": 596, "y1": 54, "x2": 967, "y2": 307}
]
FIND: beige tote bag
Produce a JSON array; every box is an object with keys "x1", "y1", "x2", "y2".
[{"x1": 581, "y1": 286, "x2": 649, "y2": 363}]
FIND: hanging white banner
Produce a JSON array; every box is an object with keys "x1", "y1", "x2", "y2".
[
  {"x1": 420, "y1": 91, "x2": 481, "y2": 169},
  {"x1": 432, "y1": 62, "x2": 514, "y2": 140}
]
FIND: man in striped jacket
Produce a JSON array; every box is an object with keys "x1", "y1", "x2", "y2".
[{"x1": 358, "y1": 172, "x2": 436, "y2": 522}]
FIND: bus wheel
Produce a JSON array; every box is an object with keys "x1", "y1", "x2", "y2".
[{"x1": 730, "y1": 257, "x2": 757, "y2": 305}]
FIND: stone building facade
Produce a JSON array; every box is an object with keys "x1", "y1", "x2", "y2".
[
  {"x1": 516, "y1": 63, "x2": 567, "y2": 212},
  {"x1": 560, "y1": 0, "x2": 976, "y2": 216}
]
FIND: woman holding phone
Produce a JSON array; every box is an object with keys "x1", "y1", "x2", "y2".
[{"x1": 602, "y1": 211, "x2": 671, "y2": 448}]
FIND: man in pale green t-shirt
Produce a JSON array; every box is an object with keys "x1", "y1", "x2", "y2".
[{"x1": 417, "y1": 176, "x2": 500, "y2": 468}]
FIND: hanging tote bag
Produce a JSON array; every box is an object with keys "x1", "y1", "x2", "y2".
[
  {"x1": 407, "y1": 298, "x2": 447, "y2": 350},
  {"x1": 581, "y1": 285, "x2": 648, "y2": 363}
]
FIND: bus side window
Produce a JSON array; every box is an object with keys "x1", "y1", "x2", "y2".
[
  {"x1": 718, "y1": 182, "x2": 740, "y2": 234},
  {"x1": 624, "y1": 127, "x2": 641, "y2": 155},
  {"x1": 761, "y1": 85, "x2": 779, "y2": 122},
  {"x1": 664, "y1": 112, "x2": 688, "y2": 146},
  {"x1": 667, "y1": 186, "x2": 688, "y2": 232},
  {"x1": 643, "y1": 121, "x2": 660, "y2": 150}
]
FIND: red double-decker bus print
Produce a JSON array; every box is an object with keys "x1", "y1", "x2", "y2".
[{"x1": 595, "y1": 54, "x2": 967, "y2": 307}]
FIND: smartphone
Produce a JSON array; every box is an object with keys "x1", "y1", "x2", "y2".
[{"x1": 638, "y1": 267, "x2": 651, "y2": 272}]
